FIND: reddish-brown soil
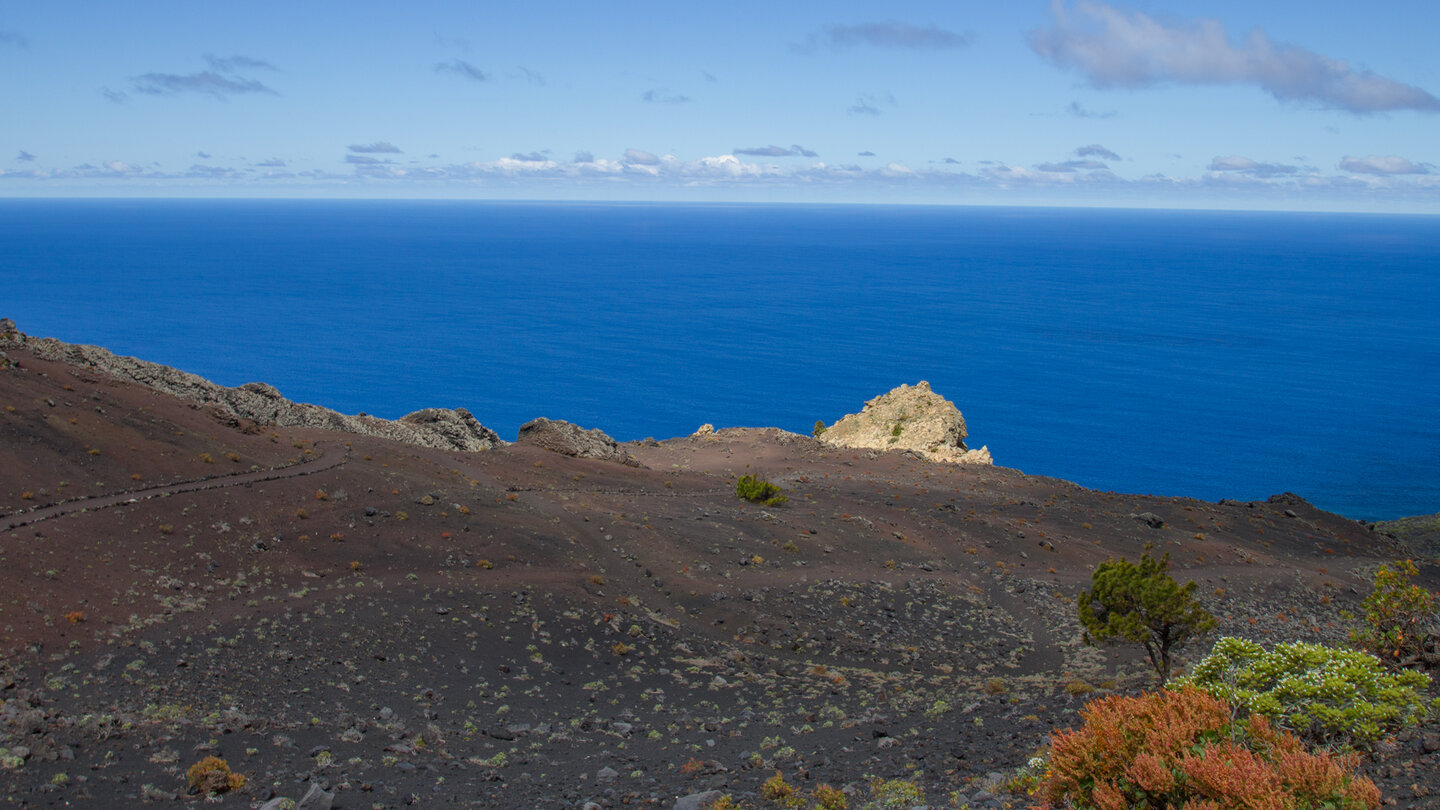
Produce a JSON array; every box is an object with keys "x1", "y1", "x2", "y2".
[{"x1": 1, "y1": 341, "x2": 1436, "y2": 809}]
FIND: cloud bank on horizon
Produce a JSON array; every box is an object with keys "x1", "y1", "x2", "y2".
[{"x1": 1, "y1": 1, "x2": 1438, "y2": 211}]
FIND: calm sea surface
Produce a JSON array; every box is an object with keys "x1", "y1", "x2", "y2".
[{"x1": 2, "y1": 200, "x2": 1436, "y2": 520}]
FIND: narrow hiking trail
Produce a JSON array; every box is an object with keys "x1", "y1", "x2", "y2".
[{"x1": 2, "y1": 443, "x2": 349, "y2": 531}]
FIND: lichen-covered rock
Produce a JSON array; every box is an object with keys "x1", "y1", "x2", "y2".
[
  {"x1": 821, "y1": 381, "x2": 992, "y2": 465},
  {"x1": 14, "y1": 327, "x2": 503, "y2": 452},
  {"x1": 516, "y1": 418, "x2": 642, "y2": 467}
]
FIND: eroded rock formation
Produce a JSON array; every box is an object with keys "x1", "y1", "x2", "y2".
[{"x1": 820, "y1": 381, "x2": 991, "y2": 464}]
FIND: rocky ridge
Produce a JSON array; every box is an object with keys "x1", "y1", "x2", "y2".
[
  {"x1": 0, "y1": 320, "x2": 503, "y2": 453},
  {"x1": 820, "y1": 380, "x2": 992, "y2": 464}
]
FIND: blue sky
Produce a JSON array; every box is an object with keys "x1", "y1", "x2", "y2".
[{"x1": 3, "y1": 0, "x2": 1438, "y2": 211}]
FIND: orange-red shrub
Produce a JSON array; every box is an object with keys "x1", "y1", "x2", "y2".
[{"x1": 1041, "y1": 686, "x2": 1380, "y2": 810}]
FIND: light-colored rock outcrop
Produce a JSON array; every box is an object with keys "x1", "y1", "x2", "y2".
[
  {"x1": 515, "y1": 418, "x2": 642, "y2": 466},
  {"x1": 820, "y1": 381, "x2": 991, "y2": 464},
  {"x1": 9, "y1": 327, "x2": 503, "y2": 452}
]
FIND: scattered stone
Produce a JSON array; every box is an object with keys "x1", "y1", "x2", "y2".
[
  {"x1": 1132, "y1": 512, "x2": 1165, "y2": 529},
  {"x1": 674, "y1": 791, "x2": 724, "y2": 810},
  {"x1": 295, "y1": 782, "x2": 335, "y2": 810}
]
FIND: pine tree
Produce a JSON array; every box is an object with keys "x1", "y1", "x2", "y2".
[{"x1": 1078, "y1": 551, "x2": 1216, "y2": 682}]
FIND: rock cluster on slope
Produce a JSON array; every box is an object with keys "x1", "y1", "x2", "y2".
[
  {"x1": 820, "y1": 381, "x2": 991, "y2": 464},
  {"x1": 515, "y1": 418, "x2": 642, "y2": 466},
  {"x1": 5, "y1": 324, "x2": 503, "y2": 452}
]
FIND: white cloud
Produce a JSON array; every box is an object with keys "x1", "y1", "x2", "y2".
[
  {"x1": 1031, "y1": 1, "x2": 1440, "y2": 114},
  {"x1": 734, "y1": 145, "x2": 819, "y2": 158},
  {"x1": 1208, "y1": 155, "x2": 1300, "y2": 177},
  {"x1": 623, "y1": 148, "x2": 661, "y2": 166},
  {"x1": 1076, "y1": 144, "x2": 1120, "y2": 161},
  {"x1": 349, "y1": 142, "x2": 402, "y2": 154},
  {"x1": 1339, "y1": 155, "x2": 1429, "y2": 175}
]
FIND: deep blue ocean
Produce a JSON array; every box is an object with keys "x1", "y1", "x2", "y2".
[{"x1": 2, "y1": 200, "x2": 1436, "y2": 520}]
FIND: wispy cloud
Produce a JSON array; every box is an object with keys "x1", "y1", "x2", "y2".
[
  {"x1": 1208, "y1": 155, "x2": 1299, "y2": 177},
  {"x1": 642, "y1": 88, "x2": 690, "y2": 104},
  {"x1": 1339, "y1": 155, "x2": 1429, "y2": 175},
  {"x1": 573, "y1": 151, "x2": 595, "y2": 164},
  {"x1": 187, "y1": 164, "x2": 238, "y2": 178},
  {"x1": 115, "y1": 54, "x2": 278, "y2": 100},
  {"x1": 509, "y1": 151, "x2": 549, "y2": 162},
  {"x1": 1031, "y1": 1, "x2": 1440, "y2": 114},
  {"x1": 623, "y1": 148, "x2": 661, "y2": 166},
  {"x1": 858, "y1": 151, "x2": 876, "y2": 157},
  {"x1": 132, "y1": 70, "x2": 276, "y2": 99},
  {"x1": 1037, "y1": 159, "x2": 1111, "y2": 172},
  {"x1": 16, "y1": 150, "x2": 35, "y2": 162},
  {"x1": 204, "y1": 54, "x2": 276, "y2": 73},
  {"x1": 1076, "y1": 144, "x2": 1120, "y2": 160},
  {"x1": 848, "y1": 92, "x2": 896, "y2": 117},
  {"x1": 345, "y1": 154, "x2": 392, "y2": 165},
  {"x1": 1066, "y1": 101, "x2": 1117, "y2": 119},
  {"x1": 348, "y1": 142, "x2": 402, "y2": 154},
  {"x1": 436, "y1": 59, "x2": 488, "y2": 82},
  {"x1": 0, "y1": 29, "x2": 28, "y2": 48},
  {"x1": 734, "y1": 144, "x2": 818, "y2": 158},
  {"x1": 255, "y1": 158, "x2": 287, "y2": 168},
  {"x1": 509, "y1": 66, "x2": 545, "y2": 85},
  {"x1": 797, "y1": 21, "x2": 971, "y2": 52}
]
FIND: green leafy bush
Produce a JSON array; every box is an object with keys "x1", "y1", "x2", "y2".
[
  {"x1": 736, "y1": 474, "x2": 788, "y2": 506},
  {"x1": 1040, "y1": 686, "x2": 1381, "y2": 810},
  {"x1": 1077, "y1": 551, "x2": 1216, "y2": 682},
  {"x1": 1173, "y1": 636, "x2": 1435, "y2": 750},
  {"x1": 1350, "y1": 560, "x2": 1439, "y2": 669},
  {"x1": 866, "y1": 779, "x2": 922, "y2": 809}
]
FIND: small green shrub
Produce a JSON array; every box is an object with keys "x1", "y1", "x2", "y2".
[
  {"x1": 812, "y1": 420, "x2": 827, "y2": 437},
  {"x1": 1040, "y1": 686, "x2": 1381, "y2": 810},
  {"x1": 761, "y1": 771, "x2": 803, "y2": 808},
  {"x1": 1174, "y1": 636, "x2": 1435, "y2": 750},
  {"x1": 867, "y1": 779, "x2": 922, "y2": 809},
  {"x1": 737, "y1": 474, "x2": 788, "y2": 506},
  {"x1": 813, "y1": 784, "x2": 847, "y2": 810},
  {"x1": 1350, "y1": 560, "x2": 1439, "y2": 669}
]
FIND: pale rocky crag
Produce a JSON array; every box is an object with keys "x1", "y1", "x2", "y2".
[
  {"x1": 2, "y1": 323, "x2": 504, "y2": 453},
  {"x1": 820, "y1": 380, "x2": 992, "y2": 464}
]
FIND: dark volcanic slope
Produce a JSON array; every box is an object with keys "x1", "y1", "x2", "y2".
[{"x1": 1, "y1": 337, "x2": 1435, "y2": 809}]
